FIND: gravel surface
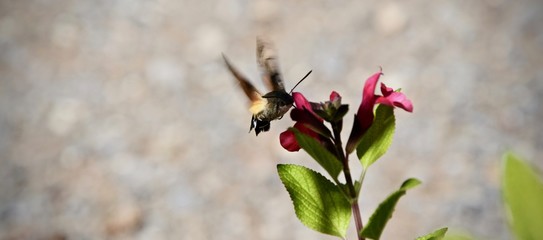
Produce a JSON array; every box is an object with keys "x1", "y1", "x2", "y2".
[{"x1": 1, "y1": 0, "x2": 542, "y2": 239}]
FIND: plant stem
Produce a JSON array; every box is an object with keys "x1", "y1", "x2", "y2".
[
  {"x1": 352, "y1": 201, "x2": 364, "y2": 240},
  {"x1": 331, "y1": 122, "x2": 364, "y2": 240}
]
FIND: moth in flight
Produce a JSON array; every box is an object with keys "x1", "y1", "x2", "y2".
[{"x1": 222, "y1": 38, "x2": 311, "y2": 136}]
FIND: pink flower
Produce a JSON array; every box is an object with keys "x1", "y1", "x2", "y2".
[
  {"x1": 279, "y1": 121, "x2": 321, "y2": 152},
  {"x1": 376, "y1": 83, "x2": 413, "y2": 112},
  {"x1": 279, "y1": 92, "x2": 333, "y2": 152},
  {"x1": 346, "y1": 69, "x2": 413, "y2": 153}
]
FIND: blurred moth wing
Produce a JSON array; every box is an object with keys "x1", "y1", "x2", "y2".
[
  {"x1": 257, "y1": 38, "x2": 286, "y2": 92},
  {"x1": 222, "y1": 54, "x2": 268, "y2": 115},
  {"x1": 222, "y1": 38, "x2": 294, "y2": 136}
]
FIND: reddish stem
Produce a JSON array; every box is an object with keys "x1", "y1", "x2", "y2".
[{"x1": 331, "y1": 122, "x2": 364, "y2": 240}]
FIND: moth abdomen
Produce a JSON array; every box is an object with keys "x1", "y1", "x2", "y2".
[{"x1": 250, "y1": 116, "x2": 271, "y2": 136}]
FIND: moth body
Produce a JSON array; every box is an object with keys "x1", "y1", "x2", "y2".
[{"x1": 222, "y1": 38, "x2": 294, "y2": 136}]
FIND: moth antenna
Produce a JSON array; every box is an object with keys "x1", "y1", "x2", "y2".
[{"x1": 289, "y1": 70, "x2": 312, "y2": 94}]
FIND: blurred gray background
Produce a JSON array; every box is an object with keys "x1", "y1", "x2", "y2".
[{"x1": 1, "y1": 0, "x2": 542, "y2": 239}]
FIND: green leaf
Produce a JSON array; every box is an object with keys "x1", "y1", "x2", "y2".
[
  {"x1": 401, "y1": 178, "x2": 422, "y2": 190},
  {"x1": 360, "y1": 178, "x2": 421, "y2": 239},
  {"x1": 356, "y1": 105, "x2": 395, "y2": 168},
  {"x1": 503, "y1": 152, "x2": 543, "y2": 240},
  {"x1": 442, "y1": 231, "x2": 475, "y2": 240},
  {"x1": 277, "y1": 164, "x2": 351, "y2": 238},
  {"x1": 291, "y1": 128, "x2": 343, "y2": 180},
  {"x1": 416, "y1": 227, "x2": 448, "y2": 240}
]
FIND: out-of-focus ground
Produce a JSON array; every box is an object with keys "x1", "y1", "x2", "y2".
[{"x1": 1, "y1": 0, "x2": 542, "y2": 239}]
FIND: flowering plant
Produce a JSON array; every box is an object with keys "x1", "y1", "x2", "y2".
[{"x1": 275, "y1": 69, "x2": 447, "y2": 239}]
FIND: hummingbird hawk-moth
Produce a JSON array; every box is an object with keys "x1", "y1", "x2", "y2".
[{"x1": 222, "y1": 38, "x2": 310, "y2": 136}]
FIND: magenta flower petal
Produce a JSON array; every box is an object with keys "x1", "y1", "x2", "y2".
[
  {"x1": 346, "y1": 70, "x2": 382, "y2": 153},
  {"x1": 355, "y1": 70, "x2": 382, "y2": 131},
  {"x1": 280, "y1": 129, "x2": 300, "y2": 152},
  {"x1": 376, "y1": 83, "x2": 413, "y2": 112},
  {"x1": 380, "y1": 83, "x2": 394, "y2": 96},
  {"x1": 293, "y1": 92, "x2": 312, "y2": 110},
  {"x1": 279, "y1": 122, "x2": 321, "y2": 152},
  {"x1": 292, "y1": 92, "x2": 323, "y2": 120}
]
